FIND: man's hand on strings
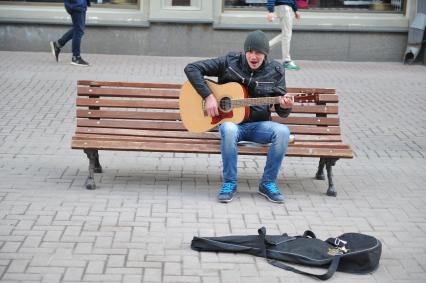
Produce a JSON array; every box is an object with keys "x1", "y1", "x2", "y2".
[{"x1": 205, "y1": 94, "x2": 219, "y2": 117}]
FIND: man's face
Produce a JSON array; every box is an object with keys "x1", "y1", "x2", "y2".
[{"x1": 245, "y1": 50, "x2": 266, "y2": 70}]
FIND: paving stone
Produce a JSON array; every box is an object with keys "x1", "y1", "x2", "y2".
[
  {"x1": 62, "y1": 267, "x2": 84, "y2": 281},
  {"x1": 0, "y1": 51, "x2": 425, "y2": 283}
]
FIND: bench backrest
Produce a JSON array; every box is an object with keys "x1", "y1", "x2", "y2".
[{"x1": 73, "y1": 80, "x2": 352, "y2": 158}]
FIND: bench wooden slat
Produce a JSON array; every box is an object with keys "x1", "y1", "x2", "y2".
[
  {"x1": 71, "y1": 139, "x2": 353, "y2": 158},
  {"x1": 77, "y1": 87, "x2": 338, "y2": 103},
  {"x1": 272, "y1": 116, "x2": 339, "y2": 126},
  {"x1": 76, "y1": 98, "x2": 179, "y2": 109},
  {"x1": 73, "y1": 133, "x2": 350, "y2": 149},
  {"x1": 290, "y1": 142, "x2": 350, "y2": 149},
  {"x1": 287, "y1": 87, "x2": 336, "y2": 94},
  {"x1": 78, "y1": 80, "x2": 182, "y2": 89},
  {"x1": 289, "y1": 126, "x2": 340, "y2": 135},
  {"x1": 77, "y1": 119, "x2": 341, "y2": 135},
  {"x1": 77, "y1": 81, "x2": 337, "y2": 95},
  {"x1": 316, "y1": 94, "x2": 338, "y2": 103},
  {"x1": 77, "y1": 119, "x2": 187, "y2": 131},
  {"x1": 77, "y1": 110, "x2": 339, "y2": 126},
  {"x1": 76, "y1": 99, "x2": 337, "y2": 114},
  {"x1": 290, "y1": 105, "x2": 338, "y2": 114},
  {"x1": 76, "y1": 110, "x2": 181, "y2": 121},
  {"x1": 78, "y1": 86, "x2": 180, "y2": 99},
  {"x1": 73, "y1": 134, "x2": 220, "y2": 145},
  {"x1": 75, "y1": 127, "x2": 344, "y2": 143},
  {"x1": 76, "y1": 127, "x2": 220, "y2": 139},
  {"x1": 292, "y1": 134, "x2": 342, "y2": 142}
]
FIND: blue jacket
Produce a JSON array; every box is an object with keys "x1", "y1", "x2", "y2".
[
  {"x1": 267, "y1": 0, "x2": 298, "y2": 13},
  {"x1": 65, "y1": 0, "x2": 90, "y2": 11}
]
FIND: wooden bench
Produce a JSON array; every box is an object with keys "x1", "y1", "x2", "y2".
[{"x1": 71, "y1": 80, "x2": 353, "y2": 196}]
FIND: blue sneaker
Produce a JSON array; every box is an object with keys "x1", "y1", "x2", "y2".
[
  {"x1": 217, "y1": 182, "x2": 237, "y2": 203},
  {"x1": 259, "y1": 182, "x2": 284, "y2": 203}
]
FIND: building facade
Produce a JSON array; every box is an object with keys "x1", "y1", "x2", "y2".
[{"x1": 0, "y1": 0, "x2": 419, "y2": 61}]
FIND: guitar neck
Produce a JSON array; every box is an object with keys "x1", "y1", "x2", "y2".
[{"x1": 232, "y1": 96, "x2": 281, "y2": 108}]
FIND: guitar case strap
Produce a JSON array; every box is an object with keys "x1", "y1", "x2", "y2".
[{"x1": 258, "y1": 227, "x2": 341, "y2": 281}]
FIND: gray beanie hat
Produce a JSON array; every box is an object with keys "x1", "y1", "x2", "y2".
[{"x1": 244, "y1": 30, "x2": 269, "y2": 55}]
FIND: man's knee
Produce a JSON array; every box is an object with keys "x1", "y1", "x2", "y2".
[
  {"x1": 274, "y1": 124, "x2": 290, "y2": 141},
  {"x1": 220, "y1": 122, "x2": 238, "y2": 137},
  {"x1": 75, "y1": 27, "x2": 85, "y2": 37}
]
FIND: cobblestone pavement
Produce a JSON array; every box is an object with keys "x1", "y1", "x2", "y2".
[{"x1": 0, "y1": 51, "x2": 425, "y2": 283}]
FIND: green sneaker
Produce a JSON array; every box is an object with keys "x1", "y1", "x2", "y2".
[{"x1": 283, "y1": 61, "x2": 300, "y2": 71}]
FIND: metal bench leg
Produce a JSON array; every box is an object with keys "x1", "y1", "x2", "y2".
[
  {"x1": 315, "y1": 158, "x2": 326, "y2": 180},
  {"x1": 325, "y1": 158, "x2": 339, "y2": 197},
  {"x1": 83, "y1": 149, "x2": 102, "y2": 190},
  {"x1": 315, "y1": 158, "x2": 339, "y2": 196},
  {"x1": 93, "y1": 150, "x2": 103, "y2": 173}
]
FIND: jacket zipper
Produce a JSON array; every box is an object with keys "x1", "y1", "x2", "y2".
[
  {"x1": 255, "y1": 81, "x2": 275, "y2": 87},
  {"x1": 228, "y1": 66, "x2": 246, "y2": 84},
  {"x1": 248, "y1": 72, "x2": 254, "y2": 85}
]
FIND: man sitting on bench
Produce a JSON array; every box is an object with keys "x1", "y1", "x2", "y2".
[{"x1": 184, "y1": 30, "x2": 294, "y2": 203}]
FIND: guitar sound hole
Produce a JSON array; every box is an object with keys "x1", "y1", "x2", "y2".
[{"x1": 219, "y1": 97, "x2": 232, "y2": 112}]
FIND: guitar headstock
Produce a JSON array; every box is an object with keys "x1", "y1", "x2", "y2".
[{"x1": 292, "y1": 92, "x2": 319, "y2": 103}]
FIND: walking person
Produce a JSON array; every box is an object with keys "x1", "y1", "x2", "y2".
[
  {"x1": 184, "y1": 30, "x2": 294, "y2": 203},
  {"x1": 50, "y1": 0, "x2": 90, "y2": 66},
  {"x1": 267, "y1": 0, "x2": 301, "y2": 70}
]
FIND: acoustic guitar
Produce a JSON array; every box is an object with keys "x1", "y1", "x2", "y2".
[{"x1": 179, "y1": 80, "x2": 318, "y2": 133}]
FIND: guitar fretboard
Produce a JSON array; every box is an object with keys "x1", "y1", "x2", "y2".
[
  {"x1": 230, "y1": 93, "x2": 316, "y2": 109},
  {"x1": 232, "y1": 97, "x2": 281, "y2": 108}
]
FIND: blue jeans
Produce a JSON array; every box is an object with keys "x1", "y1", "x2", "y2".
[
  {"x1": 219, "y1": 121, "x2": 291, "y2": 184},
  {"x1": 58, "y1": 8, "x2": 86, "y2": 57}
]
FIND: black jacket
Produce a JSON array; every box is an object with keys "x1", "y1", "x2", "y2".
[{"x1": 184, "y1": 52, "x2": 291, "y2": 122}]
